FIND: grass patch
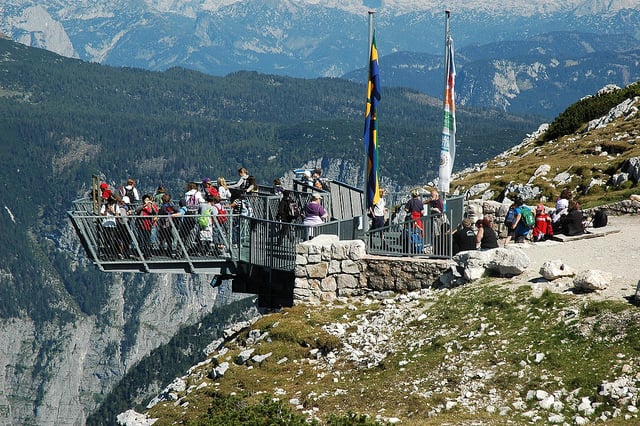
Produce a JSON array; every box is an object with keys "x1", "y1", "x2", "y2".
[{"x1": 145, "y1": 284, "x2": 640, "y2": 424}]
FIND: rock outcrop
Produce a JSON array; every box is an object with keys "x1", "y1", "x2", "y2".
[{"x1": 0, "y1": 261, "x2": 223, "y2": 425}]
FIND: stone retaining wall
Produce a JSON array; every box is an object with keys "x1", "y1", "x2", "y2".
[{"x1": 294, "y1": 235, "x2": 452, "y2": 305}]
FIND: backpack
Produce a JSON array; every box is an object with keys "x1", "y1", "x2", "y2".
[
  {"x1": 287, "y1": 200, "x2": 301, "y2": 221},
  {"x1": 504, "y1": 207, "x2": 516, "y2": 226},
  {"x1": 521, "y1": 206, "x2": 535, "y2": 228},
  {"x1": 159, "y1": 203, "x2": 176, "y2": 228},
  {"x1": 119, "y1": 186, "x2": 136, "y2": 201},
  {"x1": 198, "y1": 206, "x2": 213, "y2": 229},
  {"x1": 185, "y1": 192, "x2": 199, "y2": 214},
  {"x1": 214, "y1": 205, "x2": 228, "y2": 224},
  {"x1": 593, "y1": 209, "x2": 608, "y2": 228}
]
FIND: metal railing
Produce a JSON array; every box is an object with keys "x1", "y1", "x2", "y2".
[
  {"x1": 239, "y1": 216, "x2": 361, "y2": 270},
  {"x1": 293, "y1": 179, "x2": 364, "y2": 221},
  {"x1": 363, "y1": 194, "x2": 465, "y2": 259},
  {"x1": 67, "y1": 209, "x2": 239, "y2": 273},
  {"x1": 365, "y1": 212, "x2": 454, "y2": 258},
  {"x1": 68, "y1": 197, "x2": 361, "y2": 273},
  {"x1": 68, "y1": 186, "x2": 461, "y2": 275}
]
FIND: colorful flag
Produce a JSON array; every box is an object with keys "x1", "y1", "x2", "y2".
[
  {"x1": 364, "y1": 33, "x2": 381, "y2": 210},
  {"x1": 438, "y1": 33, "x2": 456, "y2": 194}
]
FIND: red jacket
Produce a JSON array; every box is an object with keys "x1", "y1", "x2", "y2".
[{"x1": 533, "y1": 212, "x2": 553, "y2": 238}]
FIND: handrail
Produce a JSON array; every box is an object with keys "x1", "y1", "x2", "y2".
[
  {"x1": 238, "y1": 216, "x2": 362, "y2": 270},
  {"x1": 67, "y1": 203, "x2": 361, "y2": 273},
  {"x1": 364, "y1": 211, "x2": 454, "y2": 258},
  {"x1": 363, "y1": 194, "x2": 465, "y2": 259},
  {"x1": 67, "y1": 210, "x2": 240, "y2": 272}
]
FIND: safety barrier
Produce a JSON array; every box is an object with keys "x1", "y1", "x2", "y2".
[{"x1": 366, "y1": 212, "x2": 454, "y2": 258}]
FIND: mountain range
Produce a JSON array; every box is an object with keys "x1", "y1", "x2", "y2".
[
  {"x1": 1, "y1": 1, "x2": 639, "y2": 116},
  {"x1": 0, "y1": 31, "x2": 638, "y2": 423}
]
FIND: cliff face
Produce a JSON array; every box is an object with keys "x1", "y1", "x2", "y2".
[{"x1": 0, "y1": 224, "x2": 220, "y2": 425}]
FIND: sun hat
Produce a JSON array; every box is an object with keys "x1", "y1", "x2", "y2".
[{"x1": 556, "y1": 198, "x2": 569, "y2": 210}]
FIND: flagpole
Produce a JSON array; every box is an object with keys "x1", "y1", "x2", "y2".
[
  {"x1": 363, "y1": 11, "x2": 375, "y2": 231},
  {"x1": 443, "y1": 11, "x2": 450, "y2": 107}
]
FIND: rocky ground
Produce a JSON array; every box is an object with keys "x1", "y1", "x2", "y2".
[
  {"x1": 506, "y1": 214, "x2": 640, "y2": 303},
  {"x1": 119, "y1": 214, "x2": 640, "y2": 426}
]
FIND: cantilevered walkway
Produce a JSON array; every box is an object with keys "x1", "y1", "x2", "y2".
[{"x1": 68, "y1": 178, "x2": 463, "y2": 306}]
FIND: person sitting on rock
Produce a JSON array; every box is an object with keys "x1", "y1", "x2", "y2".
[
  {"x1": 552, "y1": 188, "x2": 572, "y2": 234},
  {"x1": 533, "y1": 204, "x2": 553, "y2": 241},
  {"x1": 452, "y1": 218, "x2": 477, "y2": 255},
  {"x1": 475, "y1": 217, "x2": 499, "y2": 249},
  {"x1": 564, "y1": 200, "x2": 585, "y2": 236}
]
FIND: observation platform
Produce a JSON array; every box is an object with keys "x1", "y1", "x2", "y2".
[
  {"x1": 68, "y1": 176, "x2": 463, "y2": 306},
  {"x1": 68, "y1": 178, "x2": 366, "y2": 306}
]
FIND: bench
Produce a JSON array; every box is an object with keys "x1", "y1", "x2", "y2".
[{"x1": 550, "y1": 227, "x2": 620, "y2": 242}]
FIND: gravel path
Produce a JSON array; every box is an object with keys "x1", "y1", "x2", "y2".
[{"x1": 506, "y1": 214, "x2": 640, "y2": 302}]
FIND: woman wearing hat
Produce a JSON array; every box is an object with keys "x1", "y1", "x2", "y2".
[{"x1": 303, "y1": 192, "x2": 329, "y2": 240}]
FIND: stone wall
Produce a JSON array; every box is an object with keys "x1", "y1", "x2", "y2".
[{"x1": 294, "y1": 235, "x2": 452, "y2": 305}]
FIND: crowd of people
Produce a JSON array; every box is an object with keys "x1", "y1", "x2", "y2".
[
  {"x1": 94, "y1": 168, "x2": 590, "y2": 261},
  {"x1": 95, "y1": 167, "x2": 334, "y2": 260},
  {"x1": 96, "y1": 168, "x2": 265, "y2": 260},
  {"x1": 374, "y1": 185, "x2": 590, "y2": 257},
  {"x1": 451, "y1": 188, "x2": 588, "y2": 255}
]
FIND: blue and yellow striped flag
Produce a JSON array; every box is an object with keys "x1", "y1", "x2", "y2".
[{"x1": 364, "y1": 32, "x2": 381, "y2": 210}]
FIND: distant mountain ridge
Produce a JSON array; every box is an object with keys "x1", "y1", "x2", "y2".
[
  {"x1": 2, "y1": 1, "x2": 639, "y2": 118},
  {"x1": 343, "y1": 31, "x2": 640, "y2": 117}
]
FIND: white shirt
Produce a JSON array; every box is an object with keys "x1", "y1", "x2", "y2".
[{"x1": 373, "y1": 197, "x2": 386, "y2": 217}]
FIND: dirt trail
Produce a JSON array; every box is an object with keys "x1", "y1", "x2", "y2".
[{"x1": 508, "y1": 214, "x2": 640, "y2": 301}]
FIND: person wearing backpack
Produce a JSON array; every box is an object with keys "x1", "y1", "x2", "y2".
[
  {"x1": 509, "y1": 197, "x2": 532, "y2": 243},
  {"x1": 276, "y1": 190, "x2": 299, "y2": 244},
  {"x1": 503, "y1": 202, "x2": 517, "y2": 245},
  {"x1": 120, "y1": 178, "x2": 140, "y2": 203},
  {"x1": 184, "y1": 182, "x2": 205, "y2": 214},
  {"x1": 181, "y1": 182, "x2": 205, "y2": 252},
  {"x1": 196, "y1": 195, "x2": 216, "y2": 255},
  {"x1": 227, "y1": 167, "x2": 249, "y2": 192}
]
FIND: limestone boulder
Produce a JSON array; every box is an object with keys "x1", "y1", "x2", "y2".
[
  {"x1": 573, "y1": 270, "x2": 612, "y2": 292},
  {"x1": 540, "y1": 260, "x2": 575, "y2": 281},
  {"x1": 486, "y1": 247, "x2": 530, "y2": 277},
  {"x1": 454, "y1": 247, "x2": 529, "y2": 281}
]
